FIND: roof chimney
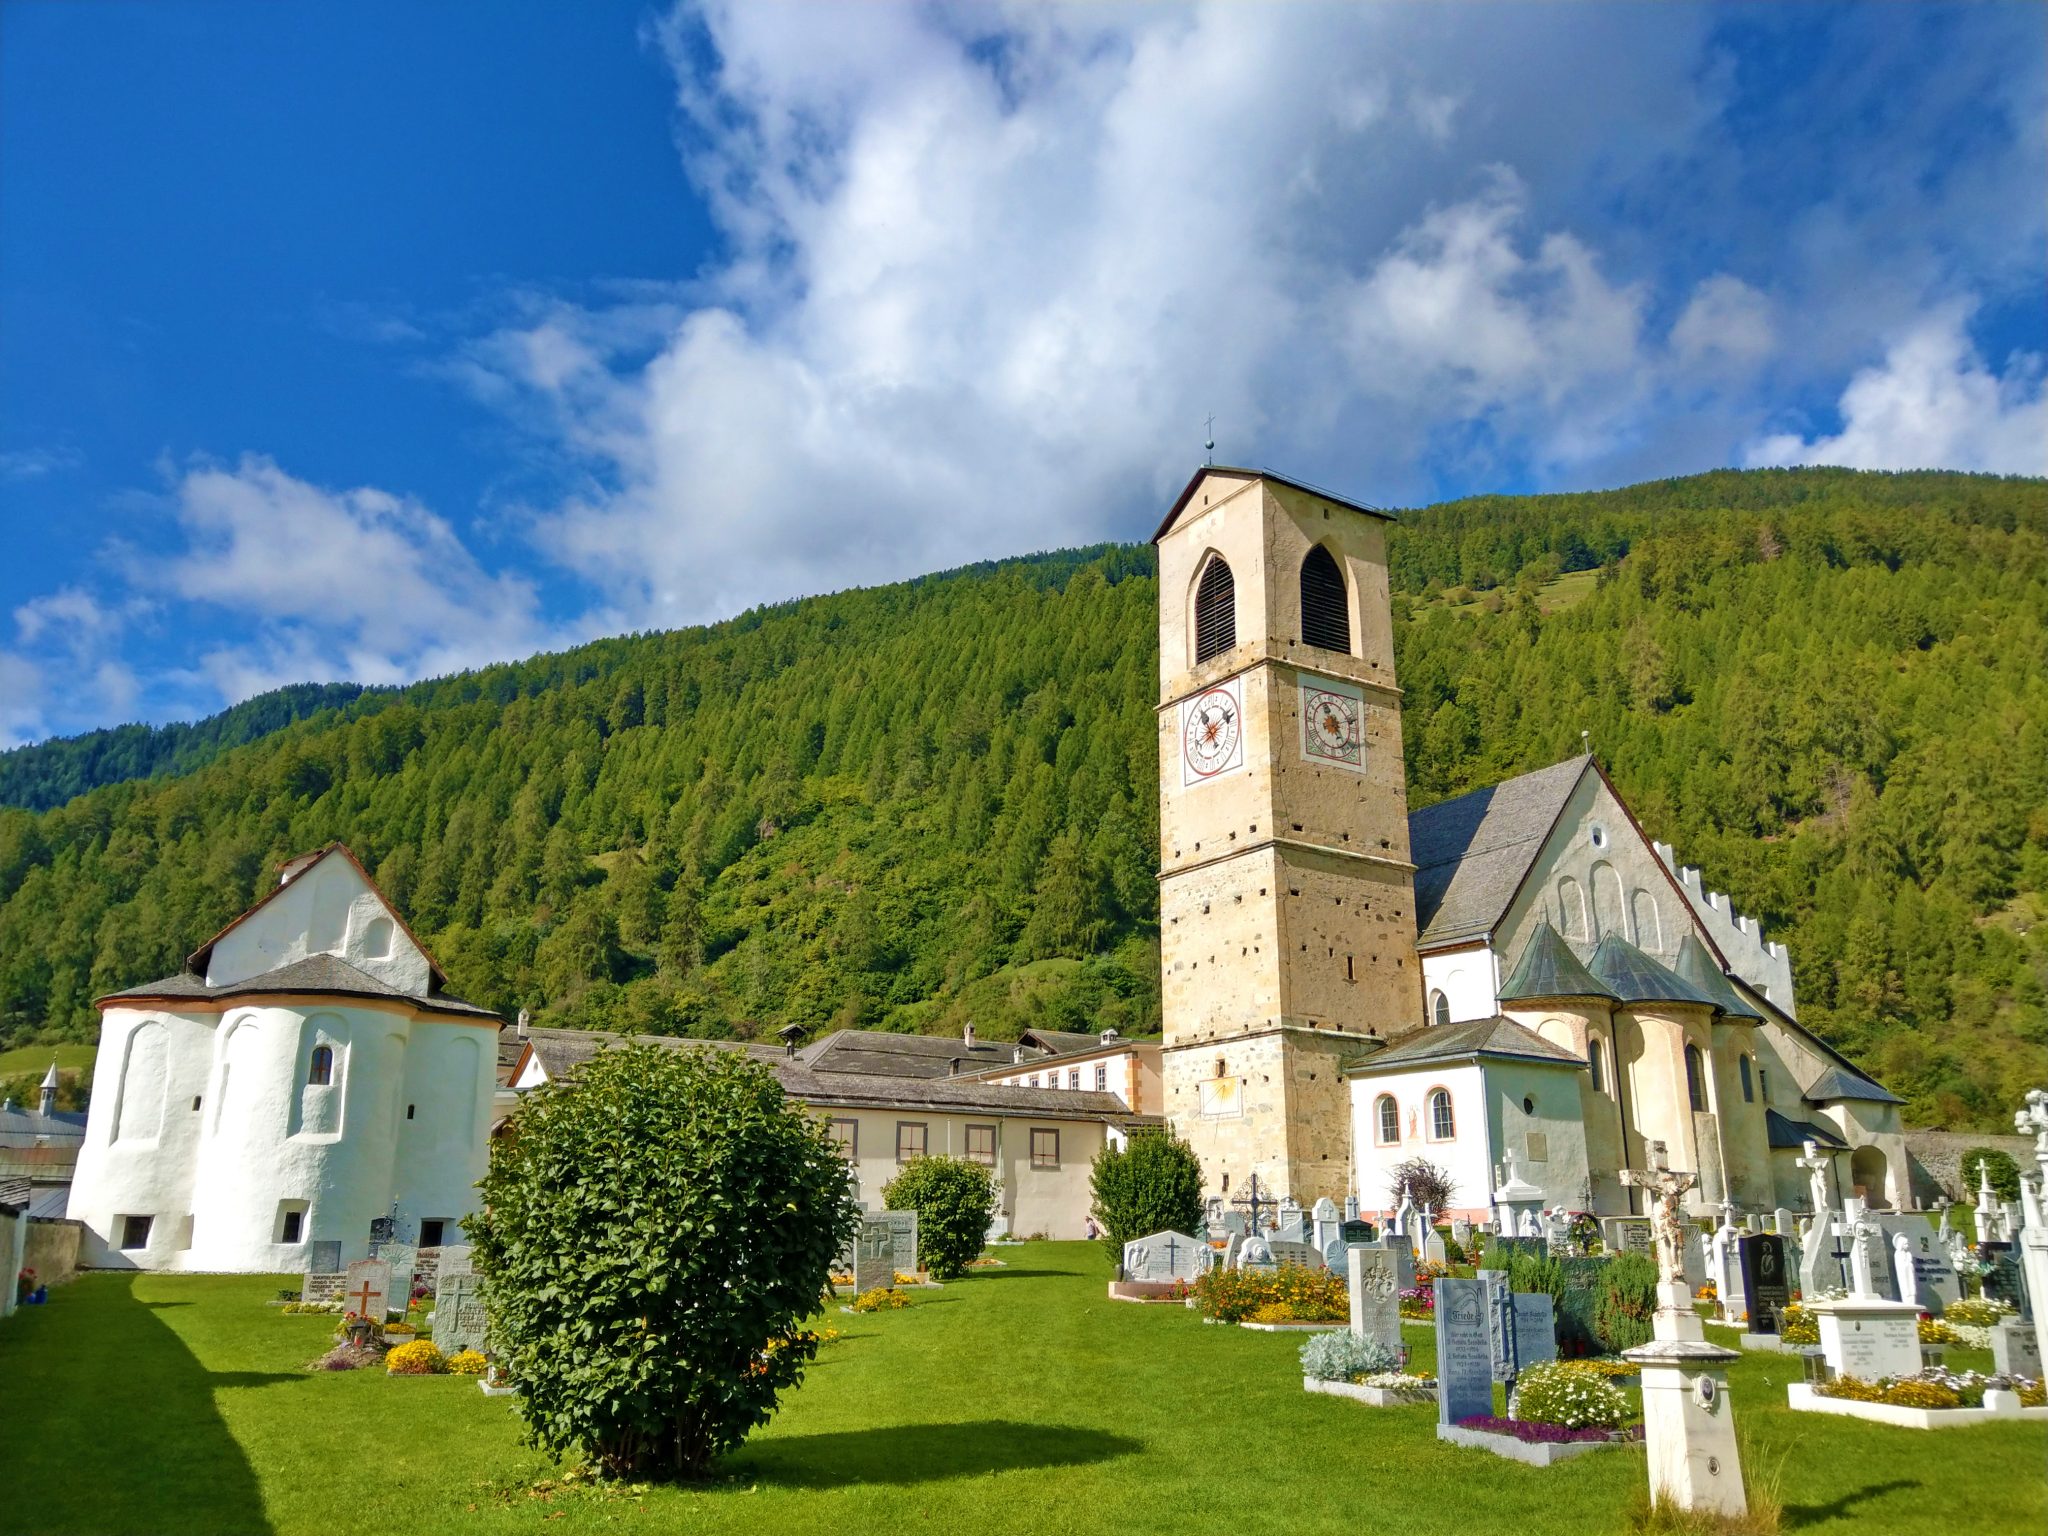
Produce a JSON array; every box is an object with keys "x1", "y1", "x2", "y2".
[
  {"x1": 39, "y1": 1061, "x2": 58, "y2": 1118},
  {"x1": 516, "y1": 1007, "x2": 530, "y2": 1040},
  {"x1": 963, "y1": 1020, "x2": 977, "y2": 1050}
]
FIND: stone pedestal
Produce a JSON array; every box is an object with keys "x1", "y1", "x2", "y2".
[
  {"x1": 1811, "y1": 1296, "x2": 1921, "y2": 1382},
  {"x1": 1624, "y1": 1317, "x2": 1747, "y2": 1518}
]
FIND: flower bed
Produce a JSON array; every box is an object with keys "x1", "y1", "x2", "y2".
[
  {"x1": 1459, "y1": 1415, "x2": 1641, "y2": 1445},
  {"x1": 385, "y1": 1340, "x2": 447, "y2": 1375},
  {"x1": 1508, "y1": 1361, "x2": 1631, "y2": 1429},
  {"x1": 1817, "y1": 1368, "x2": 2045, "y2": 1410},
  {"x1": 1397, "y1": 1285, "x2": 1435, "y2": 1321},
  {"x1": 847, "y1": 1287, "x2": 914, "y2": 1313},
  {"x1": 1436, "y1": 1416, "x2": 1640, "y2": 1467},
  {"x1": 1192, "y1": 1264, "x2": 1346, "y2": 1324}
]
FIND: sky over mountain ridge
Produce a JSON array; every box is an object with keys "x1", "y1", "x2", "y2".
[{"x1": 2, "y1": 0, "x2": 2043, "y2": 747}]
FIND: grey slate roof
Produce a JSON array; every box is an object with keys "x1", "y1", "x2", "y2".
[
  {"x1": 1351, "y1": 1016, "x2": 1585, "y2": 1072},
  {"x1": 1409, "y1": 757, "x2": 1590, "y2": 948},
  {"x1": 0, "y1": 1103, "x2": 88, "y2": 1147},
  {"x1": 1497, "y1": 920, "x2": 1618, "y2": 1003},
  {"x1": 520, "y1": 1027, "x2": 1134, "y2": 1121},
  {"x1": 1765, "y1": 1108, "x2": 1847, "y2": 1150},
  {"x1": 1587, "y1": 934, "x2": 1721, "y2": 1010},
  {"x1": 1802, "y1": 1064, "x2": 1905, "y2": 1106},
  {"x1": 798, "y1": 1029, "x2": 1020, "y2": 1079},
  {"x1": 1672, "y1": 933, "x2": 1763, "y2": 1021},
  {"x1": 98, "y1": 953, "x2": 501, "y2": 1021}
]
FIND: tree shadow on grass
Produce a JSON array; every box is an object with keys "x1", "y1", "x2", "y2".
[
  {"x1": 733, "y1": 1420, "x2": 1142, "y2": 1490},
  {"x1": 0, "y1": 1275, "x2": 295, "y2": 1536},
  {"x1": 956, "y1": 1268, "x2": 1064, "y2": 1280},
  {"x1": 1783, "y1": 1478, "x2": 1919, "y2": 1528}
]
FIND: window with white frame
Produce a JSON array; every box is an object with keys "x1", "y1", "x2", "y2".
[{"x1": 1428, "y1": 1089, "x2": 1455, "y2": 1140}]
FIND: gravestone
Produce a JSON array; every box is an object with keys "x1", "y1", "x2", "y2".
[
  {"x1": 1424, "y1": 1230, "x2": 1448, "y2": 1267},
  {"x1": 1220, "y1": 1212, "x2": 1249, "y2": 1239},
  {"x1": 1311, "y1": 1197, "x2": 1341, "y2": 1255},
  {"x1": 377, "y1": 1243, "x2": 419, "y2": 1307},
  {"x1": 1681, "y1": 1229, "x2": 1709, "y2": 1292},
  {"x1": 1389, "y1": 1238, "x2": 1416, "y2": 1292},
  {"x1": 1610, "y1": 1218, "x2": 1653, "y2": 1259},
  {"x1": 1435, "y1": 1278, "x2": 1494, "y2": 1426},
  {"x1": 1542, "y1": 1210, "x2": 1572, "y2": 1255},
  {"x1": 436, "y1": 1245, "x2": 475, "y2": 1286},
  {"x1": 306, "y1": 1240, "x2": 342, "y2": 1275},
  {"x1": 1339, "y1": 1219, "x2": 1374, "y2": 1245},
  {"x1": 1737, "y1": 1234, "x2": 1790, "y2": 1334},
  {"x1": 431, "y1": 1273, "x2": 488, "y2": 1356},
  {"x1": 1265, "y1": 1239, "x2": 1325, "y2": 1271},
  {"x1": 1991, "y1": 1317, "x2": 2042, "y2": 1379},
  {"x1": 883, "y1": 1210, "x2": 919, "y2": 1278},
  {"x1": 1343, "y1": 1195, "x2": 1361, "y2": 1223},
  {"x1": 300, "y1": 1272, "x2": 344, "y2": 1305},
  {"x1": 1122, "y1": 1230, "x2": 1203, "y2": 1284},
  {"x1": 341, "y1": 1258, "x2": 392, "y2": 1322},
  {"x1": 1773, "y1": 1207, "x2": 1795, "y2": 1240},
  {"x1": 1275, "y1": 1203, "x2": 1308, "y2": 1246},
  {"x1": 1451, "y1": 1216, "x2": 1473, "y2": 1246},
  {"x1": 1347, "y1": 1247, "x2": 1402, "y2": 1355},
  {"x1": 853, "y1": 1215, "x2": 895, "y2": 1293},
  {"x1": 1818, "y1": 1304, "x2": 1919, "y2": 1380},
  {"x1": 1322, "y1": 1237, "x2": 1351, "y2": 1278},
  {"x1": 1511, "y1": 1292, "x2": 1558, "y2": 1371},
  {"x1": 1847, "y1": 1216, "x2": 1892, "y2": 1299},
  {"x1": 1887, "y1": 1221, "x2": 1959, "y2": 1312},
  {"x1": 1480, "y1": 1270, "x2": 1513, "y2": 1381},
  {"x1": 1981, "y1": 1242, "x2": 2030, "y2": 1319}
]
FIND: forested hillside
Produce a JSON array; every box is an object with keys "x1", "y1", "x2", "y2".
[{"x1": 0, "y1": 468, "x2": 2042, "y2": 1131}]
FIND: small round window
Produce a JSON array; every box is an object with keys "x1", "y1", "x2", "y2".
[{"x1": 1590, "y1": 824, "x2": 1608, "y2": 849}]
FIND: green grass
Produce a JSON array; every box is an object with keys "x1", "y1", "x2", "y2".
[
  {"x1": 1, "y1": 1245, "x2": 2041, "y2": 1536},
  {"x1": 0, "y1": 1042, "x2": 94, "y2": 1078}
]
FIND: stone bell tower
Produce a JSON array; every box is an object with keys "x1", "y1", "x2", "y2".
[{"x1": 1153, "y1": 467, "x2": 1419, "y2": 1206}]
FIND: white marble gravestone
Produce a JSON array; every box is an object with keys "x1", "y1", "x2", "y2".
[
  {"x1": 1348, "y1": 1247, "x2": 1403, "y2": 1355},
  {"x1": 377, "y1": 1243, "x2": 418, "y2": 1309},
  {"x1": 1265, "y1": 1239, "x2": 1325, "y2": 1271},
  {"x1": 1311, "y1": 1197, "x2": 1341, "y2": 1255},
  {"x1": 1122, "y1": 1230, "x2": 1203, "y2": 1284},
  {"x1": 342, "y1": 1258, "x2": 392, "y2": 1321}
]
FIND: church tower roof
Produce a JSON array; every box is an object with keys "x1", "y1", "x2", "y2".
[
  {"x1": 1497, "y1": 920, "x2": 1618, "y2": 1004},
  {"x1": 1586, "y1": 933, "x2": 1721, "y2": 1010},
  {"x1": 1671, "y1": 932, "x2": 1763, "y2": 1021}
]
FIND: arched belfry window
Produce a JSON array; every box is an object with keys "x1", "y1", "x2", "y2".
[
  {"x1": 1685, "y1": 1044, "x2": 1707, "y2": 1113},
  {"x1": 1193, "y1": 556, "x2": 1236, "y2": 663},
  {"x1": 308, "y1": 1045, "x2": 334, "y2": 1087},
  {"x1": 1300, "y1": 545, "x2": 1350, "y2": 652}
]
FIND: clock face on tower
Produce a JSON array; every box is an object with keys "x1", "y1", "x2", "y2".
[
  {"x1": 1180, "y1": 679, "x2": 1246, "y2": 786},
  {"x1": 1300, "y1": 678, "x2": 1366, "y2": 771}
]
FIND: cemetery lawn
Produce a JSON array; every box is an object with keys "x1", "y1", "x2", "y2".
[{"x1": 2, "y1": 1246, "x2": 2043, "y2": 1536}]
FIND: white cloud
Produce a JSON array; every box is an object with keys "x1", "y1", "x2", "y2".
[
  {"x1": 0, "y1": 446, "x2": 82, "y2": 481},
  {"x1": 1747, "y1": 308, "x2": 2047, "y2": 475},
  {"x1": 1671, "y1": 275, "x2": 1774, "y2": 372}
]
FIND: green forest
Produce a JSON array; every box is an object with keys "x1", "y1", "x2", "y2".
[{"x1": 1, "y1": 467, "x2": 2042, "y2": 1131}]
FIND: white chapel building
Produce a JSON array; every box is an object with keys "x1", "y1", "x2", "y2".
[{"x1": 68, "y1": 845, "x2": 501, "y2": 1271}]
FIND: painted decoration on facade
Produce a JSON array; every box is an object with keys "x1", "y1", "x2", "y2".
[
  {"x1": 1298, "y1": 677, "x2": 1365, "y2": 771},
  {"x1": 1180, "y1": 677, "x2": 1246, "y2": 787}
]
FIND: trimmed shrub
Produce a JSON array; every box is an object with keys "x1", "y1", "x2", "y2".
[
  {"x1": 1593, "y1": 1252, "x2": 1658, "y2": 1353},
  {"x1": 469, "y1": 1044, "x2": 860, "y2": 1480},
  {"x1": 385, "y1": 1340, "x2": 447, "y2": 1375},
  {"x1": 881, "y1": 1156, "x2": 997, "y2": 1279},
  {"x1": 1508, "y1": 1361, "x2": 1630, "y2": 1429},
  {"x1": 1090, "y1": 1133, "x2": 1205, "y2": 1265},
  {"x1": 1300, "y1": 1329, "x2": 1398, "y2": 1382}
]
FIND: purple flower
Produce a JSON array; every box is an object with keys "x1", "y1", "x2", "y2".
[{"x1": 1456, "y1": 1415, "x2": 1638, "y2": 1445}]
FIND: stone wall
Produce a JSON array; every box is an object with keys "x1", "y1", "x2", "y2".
[
  {"x1": 1903, "y1": 1127, "x2": 2036, "y2": 1204},
  {"x1": 24, "y1": 1218, "x2": 83, "y2": 1288}
]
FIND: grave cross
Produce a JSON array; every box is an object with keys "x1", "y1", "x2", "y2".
[
  {"x1": 1163, "y1": 1235, "x2": 1182, "y2": 1274},
  {"x1": 1796, "y1": 1139, "x2": 1832, "y2": 1217},
  {"x1": 347, "y1": 1279, "x2": 378, "y2": 1318},
  {"x1": 1229, "y1": 1174, "x2": 1276, "y2": 1233},
  {"x1": 1620, "y1": 1150, "x2": 1698, "y2": 1287}
]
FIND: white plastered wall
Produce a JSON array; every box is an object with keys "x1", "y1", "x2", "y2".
[
  {"x1": 1420, "y1": 948, "x2": 1497, "y2": 1024},
  {"x1": 1349, "y1": 1061, "x2": 1493, "y2": 1221},
  {"x1": 206, "y1": 852, "x2": 430, "y2": 994}
]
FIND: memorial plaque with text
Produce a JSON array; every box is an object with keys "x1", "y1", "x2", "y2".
[{"x1": 1436, "y1": 1279, "x2": 1494, "y2": 1425}]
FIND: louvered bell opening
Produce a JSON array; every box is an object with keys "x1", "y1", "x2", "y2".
[
  {"x1": 1300, "y1": 545, "x2": 1350, "y2": 653},
  {"x1": 1194, "y1": 558, "x2": 1236, "y2": 663}
]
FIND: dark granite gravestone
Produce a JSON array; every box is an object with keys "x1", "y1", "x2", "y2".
[
  {"x1": 1511, "y1": 1292, "x2": 1558, "y2": 1370},
  {"x1": 1981, "y1": 1243, "x2": 2031, "y2": 1320},
  {"x1": 1435, "y1": 1278, "x2": 1493, "y2": 1426},
  {"x1": 306, "y1": 1240, "x2": 342, "y2": 1275},
  {"x1": 1738, "y1": 1233, "x2": 1790, "y2": 1333},
  {"x1": 1340, "y1": 1219, "x2": 1375, "y2": 1245}
]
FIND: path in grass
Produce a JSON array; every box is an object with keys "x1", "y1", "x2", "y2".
[{"x1": 1, "y1": 1244, "x2": 2042, "y2": 1536}]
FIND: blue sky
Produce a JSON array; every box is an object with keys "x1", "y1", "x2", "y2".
[{"x1": 2, "y1": 1, "x2": 2043, "y2": 747}]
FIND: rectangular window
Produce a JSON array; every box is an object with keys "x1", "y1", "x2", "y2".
[
  {"x1": 1068, "y1": 1069, "x2": 1081, "y2": 1090},
  {"x1": 419, "y1": 1219, "x2": 446, "y2": 1248},
  {"x1": 1095, "y1": 1064, "x2": 1108, "y2": 1092},
  {"x1": 1030, "y1": 1128, "x2": 1060, "y2": 1170},
  {"x1": 119, "y1": 1214, "x2": 153, "y2": 1251},
  {"x1": 896, "y1": 1122, "x2": 928, "y2": 1163},
  {"x1": 1028, "y1": 1074, "x2": 1040, "y2": 1088},
  {"x1": 965, "y1": 1124, "x2": 996, "y2": 1165},
  {"x1": 827, "y1": 1118, "x2": 858, "y2": 1158},
  {"x1": 280, "y1": 1210, "x2": 305, "y2": 1245}
]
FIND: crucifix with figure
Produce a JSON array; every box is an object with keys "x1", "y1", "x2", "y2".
[{"x1": 1618, "y1": 1140, "x2": 1697, "y2": 1288}]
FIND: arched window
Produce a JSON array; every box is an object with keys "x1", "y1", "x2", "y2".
[
  {"x1": 1193, "y1": 556, "x2": 1236, "y2": 663},
  {"x1": 1299, "y1": 546, "x2": 1350, "y2": 652},
  {"x1": 1376, "y1": 1094, "x2": 1399, "y2": 1145},
  {"x1": 1431, "y1": 990, "x2": 1451, "y2": 1027},
  {"x1": 308, "y1": 1045, "x2": 334, "y2": 1087},
  {"x1": 1739, "y1": 1054, "x2": 1754, "y2": 1103},
  {"x1": 1685, "y1": 1044, "x2": 1707, "y2": 1113},
  {"x1": 1588, "y1": 1036, "x2": 1605, "y2": 1094},
  {"x1": 1429, "y1": 1088, "x2": 1455, "y2": 1140}
]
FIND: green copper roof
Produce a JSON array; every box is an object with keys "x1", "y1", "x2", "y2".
[
  {"x1": 1671, "y1": 933, "x2": 1764, "y2": 1020},
  {"x1": 1587, "y1": 933, "x2": 1722, "y2": 1010},
  {"x1": 1498, "y1": 920, "x2": 1618, "y2": 1003}
]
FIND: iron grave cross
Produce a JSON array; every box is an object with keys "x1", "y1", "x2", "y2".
[{"x1": 1230, "y1": 1173, "x2": 1275, "y2": 1233}]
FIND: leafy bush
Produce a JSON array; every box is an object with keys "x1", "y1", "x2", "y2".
[
  {"x1": 385, "y1": 1340, "x2": 447, "y2": 1375},
  {"x1": 469, "y1": 1044, "x2": 860, "y2": 1480},
  {"x1": 1299, "y1": 1330, "x2": 1398, "y2": 1382},
  {"x1": 1508, "y1": 1361, "x2": 1631, "y2": 1429},
  {"x1": 1960, "y1": 1148, "x2": 2022, "y2": 1204},
  {"x1": 1090, "y1": 1132, "x2": 1205, "y2": 1264},
  {"x1": 447, "y1": 1349, "x2": 488, "y2": 1376},
  {"x1": 1593, "y1": 1253, "x2": 1658, "y2": 1353},
  {"x1": 881, "y1": 1156, "x2": 996, "y2": 1279},
  {"x1": 1192, "y1": 1264, "x2": 1347, "y2": 1323}
]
